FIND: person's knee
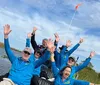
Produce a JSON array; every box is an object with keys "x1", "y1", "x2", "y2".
[{"x1": 90, "y1": 83, "x2": 94, "y2": 85}]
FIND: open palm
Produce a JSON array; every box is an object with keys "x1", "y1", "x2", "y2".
[
  {"x1": 54, "y1": 33, "x2": 60, "y2": 42},
  {"x1": 90, "y1": 51, "x2": 95, "y2": 58},
  {"x1": 4, "y1": 24, "x2": 12, "y2": 35},
  {"x1": 66, "y1": 40, "x2": 72, "y2": 47}
]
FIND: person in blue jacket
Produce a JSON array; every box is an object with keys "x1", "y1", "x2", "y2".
[
  {"x1": 31, "y1": 27, "x2": 58, "y2": 69},
  {"x1": 0, "y1": 24, "x2": 55, "y2": 85},
  {"x1": 54, "y1": 38, "x2": 84, "y2": 69},
  {"x1": 54, "y1": 36, "x2": 95, "y2": 79},
  {"x1": 26, "y1": 33, "x2": 43, "y2": 85},
  {"x1": 50, "y1": 53, "x2": 96, "y2": 85},
  {"x1": 59, "y1": 45, "x2": 95, "y2": 79}
]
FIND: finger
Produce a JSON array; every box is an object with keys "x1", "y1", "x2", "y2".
[{"x1": 9, "y1": 30, "x2": 12, "y2": 34}]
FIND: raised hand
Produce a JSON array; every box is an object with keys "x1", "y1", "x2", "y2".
[
  {"x1": 79, "y1": 38, "x2": 84, "y2": 44},
  {"x1": 4, "y1": 24, "x2": 12, "y2": 35},
  {"x1": 27, "y1": 33, "x2": 32, "y2": 39},
  {"x1": 47, "y1": 39, "x2": 55, "y2": 52},
  {"x1": 49, "y1": 46, "x2": 56, "y2": 54},
  {"x1": 32, "y1": 27, "x2": 37, "y2": 34},
  {"x1": 54, "y1": 33, "x2": 60, "y2": 43},
  {"x1": 89, "y1": 51, "x2": 95, "y2": 58},
  {"x1": 66, "y1": 40, "x2": 72, "y2": 47}
]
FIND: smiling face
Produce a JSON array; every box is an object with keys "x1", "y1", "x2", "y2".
[
  {"x1": 67, "y1": 58, "x2": 75, "y2": 66},
  {"x1": 34, "y1": 52, "x2": 41, "y2": 59},
  {"x1": 62, "y1": 67, "x2": 71, "y2": 79},
  {"x1": 22, "y1": 47, "x2": 31, "y2": 61}
]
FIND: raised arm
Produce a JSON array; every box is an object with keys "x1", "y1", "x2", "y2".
[
  {"x1": 59, "y1": 40, "x2": 71, "y2": 67},
  {"x1": 4, "y1": 24, "x2": 16, "y2": 64},
  {"x1": 54, "y1": 33, "x2": 61, "y2": 68},
  {"x1": 34, "y1": 39, "x2": 55, "y2": 68},
  {"x1": 68, "y1": 38, "x2": 84, "y2": 56},
  {"x1": 60, "y1": 46, "x2": 68, "y2": 67},
  {"x1": 31, "y1": 27, "x2": 38, "y2": 50},
  {"x1": 75, "y1": 51, "x2": 95, "y2": 73},
  {"x1": 26, "y1": 33, "x2": 32, "y2": 47},
  {"x1": 51, "y1": 53, "x2": 59, "y2": 77},
  {"x1": 34, "y1": 50, "x2": 51, "y2": 68}
]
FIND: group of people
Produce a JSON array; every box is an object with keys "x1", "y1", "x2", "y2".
[{"x1": 0, "y1": 24, "x2": 99, "y2": 85}]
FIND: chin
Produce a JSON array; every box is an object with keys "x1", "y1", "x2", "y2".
[
  {"x1": 64, "y1": 75, "x2": 69, "y2": 79},
  {"x1": 23, "y1": 57, "x2": 29, "y2": 61}
]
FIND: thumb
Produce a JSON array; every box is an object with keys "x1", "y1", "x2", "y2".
[{"x1": 8, "y1": 30, "x2": 12, "y2": 34}]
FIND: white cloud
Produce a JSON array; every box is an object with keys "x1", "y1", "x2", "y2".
[{"x1": 0, "y1": 7, "x2": 100, "y2": 54}]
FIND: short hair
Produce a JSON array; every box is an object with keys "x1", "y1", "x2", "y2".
[
  {"x1": 43, "y1": 38, "x2": 48, "y2": 41},
  {"x1": 23, "y1": 47, "x2": 32, "y2": 54}
]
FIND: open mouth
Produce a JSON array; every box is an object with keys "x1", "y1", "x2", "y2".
[{"x1": 65, "y1": 73, "x2": 69, "y2": 76}]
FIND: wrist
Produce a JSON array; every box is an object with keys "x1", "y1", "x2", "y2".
[
  {"x1": 78, "y1": 42, "x2": 81, "y2": 44},
  {"x1": 4, "y1": 34, "x2": 8, "y2": 39},
  {"x1": 32, "y1": 31, "x2": 35, "y2": 35},
  {"x1": 89, "y1": 56, "x2": 92, "y2": 58},
  {"x1": 27, "y1": 37, "x2": 31, "y2": 39},
  {"x1": 56, "y1": 41, "x2": 58, "y2": 43}
]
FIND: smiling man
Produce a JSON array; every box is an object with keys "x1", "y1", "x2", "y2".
[{"x1": 0, "y1": 24, "x2": 55, "y2": 85}]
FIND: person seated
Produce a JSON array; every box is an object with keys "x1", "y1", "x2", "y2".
[
  {"x1": 54, "y1": 38, "x2": 84, "y2": 69},
  {"x1": 50, "y1": 52, "x2": 98, "y2": 85},
  {"x1": 26, "y1": 33, "x2": 47, "y2": 85},
  {"x1": 0, "y1": 24, "x2": 55, "y2": 85},
  {"x1": 54, "y1": 38, "x2": 95, "y2": 79},
  {"x1": 31, "y1": 27, "x2": 48, "y2": 55}
]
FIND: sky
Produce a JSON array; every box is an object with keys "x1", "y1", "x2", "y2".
[{"x1": 0, "y1": 0, "x2": 100, "y2": 72}]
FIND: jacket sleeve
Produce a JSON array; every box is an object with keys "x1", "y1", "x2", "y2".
[
  {"x1": 68, "y1": 43, "x2": 80, "y2": 56},
  {"x1": 34, "y1": 50, "x2": 50, "y2": 68},
  {"x1": 4, "y1": 38, "x2": 17, "y2": 64},
  {"x1": 51, "y1": 62, "x2": 59, "y2": 77},
  {"x1": 54, "y1": 40, "x2": 58, "y2": 50},
  {"x1": 31, "y1": 34, "x2": 38, "y2": 50},
  {"x1": 73, "y1": 79, "x2": 90, "y2": 85},
  {"x1": 61, "y1": 44, "x2": 80, "y2": 67},
  {"x1": 60, "y1": 46, "x2": 68, "y2": 66},
  {"x1": 26, "y1": 38, "x2": 30, "y2": 47},
  {"x1": 75, "y1": 57, "x2": 91, "y2": 73},
  {"x1": 54, "y1": 49, "x2": 61, "y2": 68}
]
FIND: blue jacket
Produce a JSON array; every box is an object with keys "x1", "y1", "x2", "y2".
[
  {"x1": 52, "y1": 62, "x2": 89, "y2": 85},
  {"x1": 4, "y1": 38, "x2": 50, "y2": 85},
  {"x1": 54, "y1": 43, "x2": 91, "y2": 78},
  {"x1": 26, "y1": 38, "x2": 41, "y2": 76},
  {"x1": 54, "y1": 43, "x2": 80, "y2": 69},
  {"x1": 60, "y1": 57, "x2": 91, "y2": 78}
]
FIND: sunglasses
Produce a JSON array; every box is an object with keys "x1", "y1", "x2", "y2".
[{"x1": 23, "y1": 51, "x2": 30, "y2": 55}]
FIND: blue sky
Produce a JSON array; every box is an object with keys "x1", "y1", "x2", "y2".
[{"x1": 0, "y1": 0, "x2": 100, "y2": 72}]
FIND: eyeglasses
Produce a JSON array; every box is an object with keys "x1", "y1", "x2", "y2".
[{"x1": 23, "y1": 51, "x2": 30, "y2": 55}]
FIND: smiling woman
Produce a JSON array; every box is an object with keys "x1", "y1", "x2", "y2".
[{"x1": 50, "y1": 51, "x2": 100, "y2": 85}]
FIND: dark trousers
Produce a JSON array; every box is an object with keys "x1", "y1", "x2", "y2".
[
  {"x1": 0, "y1": 73, "x2": 9, "y2": 81},
  {"x1": 31, "y1": 75, "x2": 39, "y2": 85}
]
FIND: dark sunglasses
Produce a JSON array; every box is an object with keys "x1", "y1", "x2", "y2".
[{"x1": 23, "y1": 51, "x2": 30, "y2": 55}]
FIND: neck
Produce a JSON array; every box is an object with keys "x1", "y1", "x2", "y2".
[
  {"x1": 22, "y1": 58, "x2": 28, "y2": 61},
  {"x1": 62, "y1": 76, "x2": 66, "y2": 81}
]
